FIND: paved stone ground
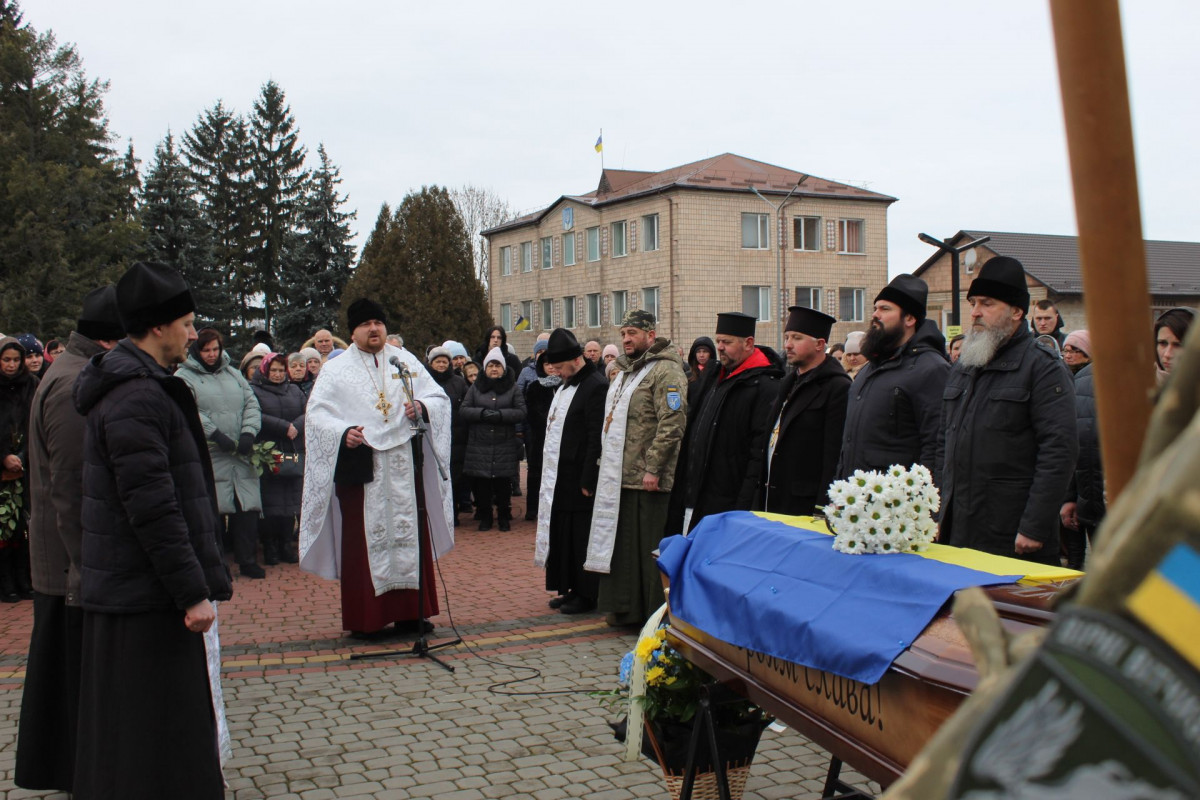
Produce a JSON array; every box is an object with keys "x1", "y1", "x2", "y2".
[{"x1": 0, "y1": 488, "x2": 880, "y2": 799}]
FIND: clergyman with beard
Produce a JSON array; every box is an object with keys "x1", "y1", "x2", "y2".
[
  {"x1": 836, "y1": 274, "x2": 949, "y2": 479},
  {"x1": 936, "y1": 256, "x2": 1078, "y2": 564}
]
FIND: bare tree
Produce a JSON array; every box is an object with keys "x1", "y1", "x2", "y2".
[{"x1": 448, "y1": 185, "x2": 513, "y2": 297}]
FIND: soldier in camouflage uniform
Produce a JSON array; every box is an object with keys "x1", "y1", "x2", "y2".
[{"x1": 585, "y1": 310, "x2": 687, "y2": 627}]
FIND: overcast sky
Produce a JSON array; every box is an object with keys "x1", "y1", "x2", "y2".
[{"x1": 22, "y1": 0, "x2": 1200, "y2": 276}]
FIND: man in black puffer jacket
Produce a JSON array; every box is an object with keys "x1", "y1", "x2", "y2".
[{"x1": 71, "y1": 262, "x2": 231, "y2": 800}]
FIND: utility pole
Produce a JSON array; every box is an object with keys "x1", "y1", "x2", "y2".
[
  {"x1": 917, "y1": 232, "x2": 991, "y2": 329},
  {"x1": 751, "y1": 178, "x2": 806, "y2": 352}
]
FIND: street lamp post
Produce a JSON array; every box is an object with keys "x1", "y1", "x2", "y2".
[
  {"x1": 752, "y1": 178, "x2": 806, "y2": 352},
  {"x1": 917, "y1": 232, "x2": 992, "y2": 328}
]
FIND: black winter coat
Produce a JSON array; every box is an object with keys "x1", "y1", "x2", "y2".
[
  {"x1": 1070, "y1": 363, "x2": 1105, "y2": 528},
  {"x1": 680, "y1": 347, "x2": 783, "y2": 528},
  {"x1": 549, "y1": 360, "x2": 607, "y2": 512},
  {"x1": 461, "y1": 369, "x2": 526, "y2": 479},
  {"x1": 0, "y1": 338, "x2": 37, "y2": 474},
  {"x1": 937, "y1": 325, "x2": 1078, "y2": 562},
  {"x1": 837, "y1": 319, "x2": 949, "y2": 480},
  {"x1": 73, "y1": 340, "x2": 232, "y2": 613},
  {"x1": 524, "y1": 361, "x2": 558, "y2": 468},
  {"x1": 758, "y1": 355, "x2": 851, "y2": 516},
  {"x1": 252, "y1": 376, "x2": 307, "y2": 518},
  {"x1": 428, "y1": 366, "x2": 469, "y2": 467}
]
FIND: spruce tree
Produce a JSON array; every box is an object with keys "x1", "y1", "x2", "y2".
[
  {"x1": 340, "y1": 187, "x2": 490, "y2": 354},
  {"x1": 274, "y1": 144, "x2": 355, "y2": 349},
  {"x1": 247, "y1": 80, "x2": 306, "y2": 335},
  {"x1": 140, "y1": 132, "x2": 226, "y2": 326},
  {"x1": 0, "y1": 2, "x2": 142, "y2": 336},
  {"x1": 183, "y1": 101, "x2": 254, "y2": 338}
]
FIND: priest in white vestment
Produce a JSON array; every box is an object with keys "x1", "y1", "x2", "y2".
[{"x1": 299, "y1": 299, "x2": 454, "y2": 637}]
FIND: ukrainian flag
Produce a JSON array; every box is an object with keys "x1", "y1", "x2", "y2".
[
  {"x1": 1127, "y1": 543, "x2": 1200, "y2": 669},
  {"x1": 594, "y1": 134, "x2": 603, "y2": 153},
  {"x1": 514, "y1": 315, "x2": 530, "y2": 331}
]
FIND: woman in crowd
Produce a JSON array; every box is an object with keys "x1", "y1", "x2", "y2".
[
  {"x1": 686, "y1": 336, "x2": 717, "y2": 409},
  {"x1": 828, "y1": 342, "x2": 845, "y2": 360},
  {"x1": 1154, "y1": 307, "x2": 1195, "y2": 385},
  {"x1": 0, "y1": 337, "x2": 36, "y2": 602},
  {"x1": 17, "y1": 335, "x2": 47, "y2": 379},
  {"x1": 287, "y1": 352, "x2": 313, "y2": 398},
  {"x1": 251, "y1": 353, "x2": 306, "y2": 565},
  {"x1": 240, "y1": 349, "x2": 265, "y2": 383},
  {"x1": 842, "y1": 331, "x2": 866, "y2": 380},
  {"x1": 474, "y1": 325, "x2": 523, "y2": 374},
  {"x1": 462, "y1": 361, "x2": 480, "y2": 385},
  {"x1": 178, "y1": 329, "x2": 266, "y2": 579},
  {"x1": 425, "y1": 346, "x2": 470, "y2": 524},
  {"x1": 1060, "y1": 329, "x2": 1098, "y2": 571},
  {"x1": 601, "y1": 344, "x2": 619, "y2": 366},
  {"x1": 301, "y1": 347, "x2": 322, "y2": 381},
  {"x1": 523, "y1": 352, "x2": 561, "y2": 521},
  {"x1": 460, "y1": 348, "x2": 525, "y2": 532},
  {"x1": 44, "y1": 339, "x2": 64, "y2": 364},
  {"x1": 947, "y1": 334, "x2": 965, "y2": 364}
]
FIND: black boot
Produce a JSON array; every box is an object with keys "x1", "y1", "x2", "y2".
[
  {"x1": 0, "y1": 548, "x2": 18, "y2": 603},
  {"x1": 478, "y1": 512, "x2": 493, "y2": 532},
  {"x1": 498, "y1": 508, "x2": 511, "y2": 533},
  {"x1": 262, "y1": 529, "x2": 280, "y2": 566}
]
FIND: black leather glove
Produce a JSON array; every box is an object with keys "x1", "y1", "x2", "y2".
[
  {"x1": 482, "y1": 409, "x2": 502, "y2": 423},
  {"x1": 237, "y1": 432, "x2": 255, "y2": 456},
  {"x1": 210, "y1": 430, "x2": 237, "y2": 453}
]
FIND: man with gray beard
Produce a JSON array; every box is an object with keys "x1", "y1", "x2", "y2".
[{"x1": 936, "y1": 256, "x2": 1078, "y2": 564}]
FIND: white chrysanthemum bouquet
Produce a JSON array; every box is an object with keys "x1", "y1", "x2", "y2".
[{"x1": 824, "y1": 464, "x2": 941, "y2": 555}]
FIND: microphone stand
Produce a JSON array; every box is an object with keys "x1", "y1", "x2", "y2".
[{"x1": 352, "y1": 357, "x2": 461, "y2": 672}]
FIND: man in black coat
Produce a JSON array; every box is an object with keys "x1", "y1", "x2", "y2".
[
  {"x1": 758, "y1": 306, "x2": 850, "y2": 516},
  {"x1": 16, "y1": 286, "x2": 123, "y2": 792},
  {"x1": 535, "y1": 329, "x2": 607, "y2": 614},
  {"x1": 678, "y1": 312, "x2": 783, "y2": 531},
  {"x1": 71, "y1": 262, "x2": 232, "y2": 800},
  {"x1": 837, "y1": 274, "x2": 949, "y2": 479},
  {"x1": 937, "y1": 256, "x2": 1078, "y2": 564}
]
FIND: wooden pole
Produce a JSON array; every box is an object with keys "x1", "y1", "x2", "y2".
[{"x1": 1049, "y1": 0, "x2": 1156, "y2": 501}]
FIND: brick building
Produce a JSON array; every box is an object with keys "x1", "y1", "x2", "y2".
[
  {"x1": 482, "y1": 153, "x2": 896, "y2": 358},
  {"x1": 913, "y1": 229, "x2": 1200, "y2": 333}
]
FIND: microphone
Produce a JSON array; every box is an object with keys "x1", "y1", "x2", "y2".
[{"x1": 389, "y1": 355, "x2": 407, "y2": 375}]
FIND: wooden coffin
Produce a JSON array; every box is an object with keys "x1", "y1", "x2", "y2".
[{"x1": 665, "y1": 580, "x2": 1076, "y2": 788}]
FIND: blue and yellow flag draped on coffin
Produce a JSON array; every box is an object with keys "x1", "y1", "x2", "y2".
[{"x1": 657, "y1": 512, "x2": 1081, "y2": 686}]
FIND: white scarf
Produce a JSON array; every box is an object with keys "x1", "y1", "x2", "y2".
[
  {"x1": 534, "y1": 382, "x2": 580, "y2": 567},
  {"x1": 584, "y1": 363, "x2": 653, "y2": 573}
]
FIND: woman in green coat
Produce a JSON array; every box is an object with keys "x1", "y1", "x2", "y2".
[{"x1": 177, "y1": 329, "x2": 265, "y2": 578}]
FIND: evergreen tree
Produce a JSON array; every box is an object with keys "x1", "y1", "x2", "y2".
[
  {"x1": 183, "y1": 101, "x2": 253, "y2": 337},
  {"x1": 247, "y1": 80, "x2": 306, "y2": 334},
  {"x1": 0, "y1": 1, "x2": 143, "y2": 336},
  {"x1": 341, "y1": 187, "x2": 490, "y2": 354},
  {"x1": 274, "y1": 143, "x2": 355, "y2": 349},
  {"x1": 140, "y1": 132, "x2": 227, "y2": 326}
]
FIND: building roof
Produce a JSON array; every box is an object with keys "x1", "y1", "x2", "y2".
[
  {"x1": 483, "y1": 152, "x2": 896, "y2": 236},
  {"x1": 913, "y1": 229, "x2": 1200, "y2": 296}
]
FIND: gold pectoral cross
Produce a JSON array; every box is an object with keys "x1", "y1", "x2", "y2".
[{"x1": 376, "y1": 391, "x2": 393, "y2": 422}]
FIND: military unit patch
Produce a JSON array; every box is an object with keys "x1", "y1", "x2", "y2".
[{"x1": 666, "y1": 385, "x2": 681, "y2": 410}]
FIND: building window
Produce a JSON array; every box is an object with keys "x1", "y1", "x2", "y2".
[
  {"x1": 741, "y1": 213, "x2": 770, "y2": 249},
  {"x1": 500, "y1": 246, "x2": 512, "y2": 276},
  {"x1": 611, "y1": 290, "x2": 628, "y2": 323},
  {"x1": 521, "y1": 241, "x2": 532, "y2": 272},
  {"x1": 500, "y1": 303, "x2": 512, "y2": 331},
  {"x1": 839, "y1": 287, "x2": 865, "y2": 322},
  {"x1": 837, "y1": 220, "x2": 865, "y2": 254},
  {"x1": 793, "y1": 216, "x2": 820, "y2": 251},
  {"x1": 742, "y1": 285, "x2": 772, "y2": 322},
  {"x1": 541, "y1": 237, "x2": 552, "y2": 270},
  {"x1": 795, "y1": 287, "x2": 822, "y2": 310},
  {"x1": 642, "y1": 287, "x2": 660, "y2": 321},
  {"x1": 540, "y1": 298, "x2": 553, "y2": 328},
  {"x1": 642, "y1": 214, "x2": 659, "y2": 252},
  {"x1": 586, "y1": 226, "x2": 600, "y2": 262},
  {"x1": 611, "y1": 221, "x2": 628, "y2": 258},
  {"x1": 563, "y1": 296, "x2": 576, "y2": 328},
  {"x1": 562, "y1": 233, "x2": 576, "y2": 266},
  {"x1": 586, "y1": 293, "x2": 601, "y2": 327}
]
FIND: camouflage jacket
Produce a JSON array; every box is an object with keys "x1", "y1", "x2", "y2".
[{"x1": 614, "y1": 338, "x2": 688, "y2": 490}]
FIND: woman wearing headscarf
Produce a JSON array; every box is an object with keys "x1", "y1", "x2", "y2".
[
  {"x1": 475, "y1": 325, "x2": 523, "y2": 374},
  {"x1": 251, "y1": 353, "x2": 306, "y2": 564},
  {"x1": 685, "y1": 336, "x2": 717, "y2": 410},
  {"x1": 842, "y1": 331, "x2": 867, "y2": 380},
  {"x1": 0, "y1": 337, "x2": 37, "y2": 601},
  {"x1": 523, "y1": 351, "x2": 561, "y2": 521},
  {"x1": 177, "y1": 329, "x2": 265, "y2": 579},
  {"x1": 460, "y1": 347, "x2": 526, "y2": 531}
]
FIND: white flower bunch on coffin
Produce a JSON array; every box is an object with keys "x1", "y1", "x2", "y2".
[{"x1": 824, "y1": 464, "x2": 941, "y2": 555}]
